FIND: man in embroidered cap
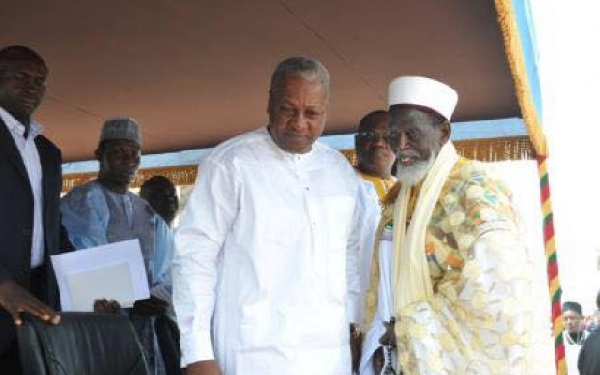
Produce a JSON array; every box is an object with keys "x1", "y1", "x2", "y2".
[
  {"x1": 367, "y1": 76, "x2": 533, "y2": 374},
  {"x1": 60, "y1": 117, "x2": 177, "y2": 375}
]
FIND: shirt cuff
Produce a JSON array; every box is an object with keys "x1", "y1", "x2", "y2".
[{"x1": 181, "y1": 329, "x2": 215, "y2": 366}]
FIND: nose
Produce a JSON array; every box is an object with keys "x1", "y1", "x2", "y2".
[
  {"x1": 396, "y1": 132, "x2": 410, "y2": 151},
  {"x1": 289, "y1": 112, "x2": 309, "y2": 132},
  {"x1": 125, "y1": 153, "x2": 140, "y2": 167},
  {"x1": 372, "y1": 133, "x2": 389, "y2": 148}
]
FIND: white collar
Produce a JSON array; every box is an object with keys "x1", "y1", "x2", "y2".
[
  {"x1": 0, "y1": 106, "x2": 43, "y2": 138},
  {"x1": 263, "y1": 126, "x2": 316, "y2": 163}
]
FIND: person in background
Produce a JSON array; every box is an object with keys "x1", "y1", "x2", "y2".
[
  {"x1": 579, "y1": 291, "x2": 600, "y2": 375},
  {"x1": 173, "y1": 56, "x2": 363, "y2": 375},
  {"x1": 60, "y1": 117, "x2": 176, "y2": 375},
  {"x1": 563, "y1": 301, "x2": 588, "y2": 345},
  {"x1": 562, "y1": 301, "x2": 588, "y2": 374},
  {"x1": 0, "y1": 45, "x2": 65, "y2": 374},
  {"x1": 372, "y1": 76, "x2": 533, "y2": 374},
  {"x1": 140, "y1": 176, "x2": 180, "y2": 227},
  {"x1": 353, "y1": 110, "x2": 397, "y2": 375},
  {"x1": 355, "y1": 110, "x2": 396, "y2": 198},
  {"x1": 588, "y1": 309, "x2": 600, "y2": 333}
]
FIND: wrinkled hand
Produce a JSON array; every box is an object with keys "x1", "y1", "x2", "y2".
[
  {"x1": 186, "y1": 360, "x2": 223, "y2": 375},
  {"x1": 349, "y1": 323, "x2": 362, "y2": 374},
  {"x1": 93, "y1": 298, "x2": 122, "y2": 314},
  {"x1": 379, "y1": 318, "x2": 396, "y2": 347},
  {"x1": 132, "y1": 295, "x2": 169, "y2": 316},
  {"x1": 0, "y1": 280, "x2": 60, "y2": 325}
]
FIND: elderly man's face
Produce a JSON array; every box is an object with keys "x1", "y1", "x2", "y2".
[
  {"x1": 267, "y1": 76, "x2": 328, "y2": 154},
  {"x1": 97, "y1": 139, "x2": 141, "y2": 188},
  {"x1": 0, "y1": 59, "x2": 47, "y2": 121},
  {"x1": 355, "y1": 113, "x2": 396, "y2": 177},
  {"x1": 564, "y1": 310, "x2": 584, "y2": 334},
  {"x1": 388, "y1": 106, "x2": 449, "y2": 185}
]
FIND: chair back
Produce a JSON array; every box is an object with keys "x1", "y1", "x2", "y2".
[{"x1": 17, "y1": 312, "x2": 149, "y2": 375}]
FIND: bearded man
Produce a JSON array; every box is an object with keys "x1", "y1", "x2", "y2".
[{"x1": 367, "y1": 76, "x2": 533, "y2": 374}]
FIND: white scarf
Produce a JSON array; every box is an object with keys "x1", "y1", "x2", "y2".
[{"x1": 392, "y1": 142, "x2": 459, "y2": 314}]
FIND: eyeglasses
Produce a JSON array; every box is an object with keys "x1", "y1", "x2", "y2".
[
  {"x1": 356, "y1": 131, "x2": 394, "y2": 143},
  {"x1": 564, "y1": 316, "x2": 582, "y2": 322}
]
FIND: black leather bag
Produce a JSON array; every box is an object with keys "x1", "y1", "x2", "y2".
[{"x1": 17, "y1": 312, "x2": 149, "y2": 375}]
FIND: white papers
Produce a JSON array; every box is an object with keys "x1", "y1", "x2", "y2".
[{"x1": 51, "y1": 239, "x2": 150, "y2": 312}]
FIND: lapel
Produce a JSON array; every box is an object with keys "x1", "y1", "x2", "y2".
[
  {"x1": 35, "y1": 136, "x2": 51, "y2": 224},
  {"x1": 0, "y1": 117, "x2": 29, "y2": 181}
]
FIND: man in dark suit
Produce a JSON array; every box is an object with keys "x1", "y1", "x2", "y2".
[{"x1": 0, "y1": 45, "x2": 64, "y2": 373}]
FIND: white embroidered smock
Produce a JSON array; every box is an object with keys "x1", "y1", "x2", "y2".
[{"x1": 174, "y1": 127, "x2": 363, "y2": 375}]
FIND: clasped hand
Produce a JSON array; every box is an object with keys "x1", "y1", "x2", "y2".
[{"x1": 93, "y1": 295, "x2": 169, "y2": 316}]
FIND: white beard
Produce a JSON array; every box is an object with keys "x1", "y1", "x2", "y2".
[{"x1": 395, "y1": 150, "x2": 437, "y2": 186}]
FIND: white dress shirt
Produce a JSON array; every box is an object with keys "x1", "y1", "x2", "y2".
[
  {"x1": 0, "y1": 107, "x2": 44, "y2": 268},
  {"x1": 174, "y1": 127, "x2": 362, "y2": 375}
]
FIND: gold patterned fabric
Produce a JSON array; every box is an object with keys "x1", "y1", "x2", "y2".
[
  {"x1": 378, "y1": 158, "x2": 533, "y2": 374},
  {"x1": 358, "y1": 171, "x2": 395, "y2": 201}
]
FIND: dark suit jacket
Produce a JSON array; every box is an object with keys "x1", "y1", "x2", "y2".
[{"x1": 0, "y1": 117, "x2": 63, "y2": 357}]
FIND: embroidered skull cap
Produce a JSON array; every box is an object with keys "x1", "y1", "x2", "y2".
[{"x1": 100, "y1": 117, "x2": 142, "y2": 146}]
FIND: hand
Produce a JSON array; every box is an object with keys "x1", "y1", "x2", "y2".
[
  {"x1": 185, "y1": 360, "x2": 223, "y2": 375},
  {"x1": 349, "y1": 323, "x2": 362, "y2": 374},
  {"x1": 93, "y1": 298, "x2": 121, "y2": 314},
  {"x1": 0, "y1": 280, "x2": 60, "y2": 325},
  {"x1": 132, "y1": 295, "x2": 169, "y2": 316},
  {"x1": 379, "y1": 318, "x2": 396, "y2": 347}
]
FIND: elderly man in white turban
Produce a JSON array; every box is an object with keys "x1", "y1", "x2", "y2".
[{"x1": 364, "y1": 76, "x2": 533, "y2": 374}]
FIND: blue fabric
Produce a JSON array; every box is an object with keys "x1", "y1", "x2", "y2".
[
  {"x1": 60, "y1": 180, "x2": 174, "y2": 299},
  {"x1": 512, "y1": 0, "x2": 543, "y2": 122}
]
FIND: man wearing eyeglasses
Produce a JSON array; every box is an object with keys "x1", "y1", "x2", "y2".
[
  {"x1": 353, "y1": 110, "x2": 397, "y2": 375},
  {"x1": 355, "y1": 110, "x2": 397, "y2": 197},
  {"x1": 370, "y1": 76, "x2": 532, "y2": 374}
]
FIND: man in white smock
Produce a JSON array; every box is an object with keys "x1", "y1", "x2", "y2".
[
  {"x1": 173, "y1": 56, "x2": 363, "y2": 375},
  {"x1": 352, "y1": 110, "x2": 397, "y2": 375}
]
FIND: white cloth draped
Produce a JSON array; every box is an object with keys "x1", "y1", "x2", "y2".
[{"x1": 391, "y1": 142, "x2": 459, "y2": 314}]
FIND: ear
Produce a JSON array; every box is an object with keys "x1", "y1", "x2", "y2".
[
  {"x1": 439, "y1": 121, "x2": 451, "y2": 144},
  {"x1": 267, "y1": 89, "x2": 274, "y2": 117}
]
